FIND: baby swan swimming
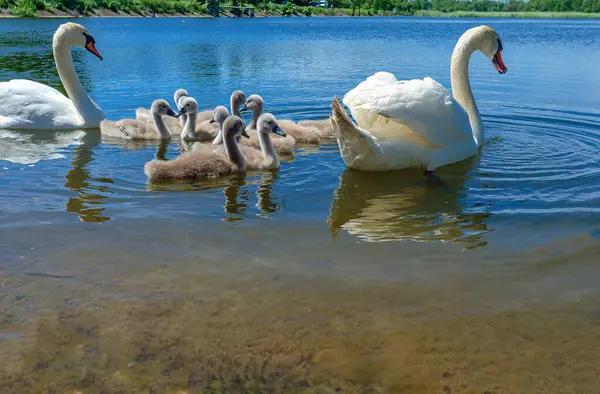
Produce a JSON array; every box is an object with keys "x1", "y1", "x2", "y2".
[
  {"x1": 144, "y1": 115, "x2": 250, "y2": 181},
  {"x1": 100, "y1": 99, "x2": 177, "y2": 140},
  {"x1": 134, "y1": 89, "x2": 187, "y2": 133},
  {"x1": 241, "y1": 94, "x2": 321, "y2": 143},
  {"x1": 178, "y1": 97, "x2": 220, "y2": 142},
  {"x1": 212, "y1": 90, "x2": 246, "y2": 145},
  {"x1": 298, "y1": 118, "x2": 334, "y2": 139},
  {"x1": 198, "y1": 110, "x2": 286, "y2": 169},
  {"x1": 241, "y1": 94, "x2": 296, "y2": 154}
]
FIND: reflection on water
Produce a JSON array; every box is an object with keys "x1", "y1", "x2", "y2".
[
  {"x1": 63, "y1": 130, "x2": 110, "y2": 223},
  {"x1": 0, "y1": 129, "x2": 85, "y2": 164},
  {"x1": 256, "y1": 170, "x2": 283, "y2": 217},
  {"x1": 222, "y1": 173, "x2": 249, "y2": 222},
  {"x1": 328, "y1": 159, "x2": 491, "y2": 248}
]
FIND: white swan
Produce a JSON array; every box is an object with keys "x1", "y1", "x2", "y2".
[
  {"x1": 100, "y1": 99, "x2": 177, "y2": 140},
  {"x1": 332, "y1": 25, "x2": 507, "y2": 173},
  {"x1": 144, "y1": 115, "x2": 249, "y2": 181},
  {"x1": 0, "y1": 22, "x2": 105, "y2": 130}
]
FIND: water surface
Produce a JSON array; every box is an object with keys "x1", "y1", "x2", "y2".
[{"x1": 1, "y1": 17, "x2": 600, "y2": 392}]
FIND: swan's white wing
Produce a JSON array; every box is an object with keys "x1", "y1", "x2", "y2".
[
  {"x1": 343, "y1": 72, "x2": 399, "y2": 130},
  {"x1": 0, "y1": 79, "x2": 82, "y2": 129},
  {"x1": 356, "y1": 77, "x2": 473, "y2": 147},
  {"x1": 343, "y1": 72, "x2": 398, "y2": 108}
]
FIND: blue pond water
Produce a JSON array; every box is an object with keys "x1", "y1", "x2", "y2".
[{"x1": 1, "y1": 16, "x2": 600, "y2": 392}]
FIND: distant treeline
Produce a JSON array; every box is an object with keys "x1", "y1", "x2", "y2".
[{"x1": 1, "y1": 0, "x2": 599, "y2": 17}]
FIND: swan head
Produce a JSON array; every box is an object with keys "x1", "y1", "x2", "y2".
[
  {"x1": 151, "y1": 99, "x2": 177, "y2": 118},
  {"x1": 469, "y1": 26, "x2": 507, "y2": 74},
  {"x1": 210, "y1": 106, "x2": 230, "y2": 125},
  {"x1": 223, "y1": 115, "x2": 250, "y2": 139},
  {"x1": 230, "y1": 90, "x2": 246, "y2": 108},
  {"x1": 257, "y1": 113, "x2": 286, "y2": 137},
  {"x1": 54, "y1": 22, "x2": 103, "y2": 61},
  {"x1": 174, "y1": 89, "x2": 188, "y2": 109},
  {"x1": 241, "y1": 94, "x2": 264, "y2": 113},
  {"x1": 175, "y1": 97, "x2": 198, "y2": 117}
]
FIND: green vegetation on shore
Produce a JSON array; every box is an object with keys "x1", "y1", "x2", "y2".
[
  {"x1": 1, "y1": 0, "x2": 599, "y2": 18},
  {"x1": 415, "y1": 10, "x2": 600, "y2": 18}
]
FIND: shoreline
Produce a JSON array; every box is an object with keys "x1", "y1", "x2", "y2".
[{"x1": 2, "y1": 9, "x2": 600, "y2": 19}]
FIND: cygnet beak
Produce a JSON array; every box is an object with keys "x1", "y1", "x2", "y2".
[
  {"x1": 272, "y1": 124, "x2": 286, "y2": 137},
  {"x1": 209, "y1": 119, "x2": 216, "y2": 124},
  {"x1": 175, "y1": 107, "x2": 186, "y2": 117},
  {"x1": 240, "y1": 106, "x2": 249, "y2": 112},
  {"x1": 242, "y1": 129, "x2": 250, "y2": 138},
  {"x1": 166, "y1": 108, "x2": 177, "y2": 118}
]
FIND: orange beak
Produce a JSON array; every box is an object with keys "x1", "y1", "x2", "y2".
[
  {"x1": 492, "y1": 51, "x2": 507, "y2": 74},
  {"x1": 86, "y1": 41, "x2": 103, "y2": 61}
]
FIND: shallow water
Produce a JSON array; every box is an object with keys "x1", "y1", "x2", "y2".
[{"x1": 1, "y1": 17, "x2": 600, "y2": 392}]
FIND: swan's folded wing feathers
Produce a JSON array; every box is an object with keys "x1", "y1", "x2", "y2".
[
  {"x1": 360, "y1": 77, "x2": 471, "y2": 147},
  {"x1": 0, "y1": 79, "x2": 79, "y2": 128},
  {"x1": 342, "y1": 71, "x2": 398, "y2": 109}
]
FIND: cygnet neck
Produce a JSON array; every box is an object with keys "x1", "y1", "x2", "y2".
[
  {"x1": 249, "y1": 103, "x2": 263, "y2": 131},
  {"x1": 152, "y1": 112, "x2": 172, "y2": 138},
  {"x1": 181, "y1": 111, "x2": 198, "y2": 140},
  {"x1": 224, "y1": 132, "x2": 246, "y2": 170},
  {"x1": 257, "y1": 131, "x2": 279, "y2": 168}
]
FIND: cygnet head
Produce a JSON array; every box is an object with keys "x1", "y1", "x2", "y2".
[
  {"x1": 176, "y1": 97, "x2": 198, "y2": 117},
  {"x1": 241, "y1": 94, "x2": 263, "y2": 112},
  {"x1": 174, "y1": 89, "x2": 188, "y2": 109},
  {"x1": 257, "y1": 113, "x2": 286, "y2": 137},
  {"x1": 231, "y1": 90, "x2": 246, "y2": 107},
  {"x1": 223, "y1": 115, "x2": 250, "y2": 140},
  {"x1": 151, "y1": 99, "x2": 178, "y2": 117},
  {"x1": 210, "y1": 106, "x2": 230, "y2": 125},
  {"x1": 53, "y1": 22, "x2": 102, "y2": 61},
  {"x1": 463, "y1": 25, "x2": 506, "y2": 74}
]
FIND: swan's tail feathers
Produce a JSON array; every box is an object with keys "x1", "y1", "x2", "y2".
[
  {"x1": 331, "y1": 96, "x2": 355, "y2": 134},
  {"x1": 330, "y1": 96, "x2": 378, "y2": 168}
]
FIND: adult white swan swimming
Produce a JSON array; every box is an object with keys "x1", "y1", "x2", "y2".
[
  {"x1": 331, "y1": 25, "x2": 507, "y2": 173},
  {"x1": 0, "y1": 22, "x2": 105, "y2": 130}
]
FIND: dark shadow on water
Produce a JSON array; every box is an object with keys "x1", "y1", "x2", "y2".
[{"x1": 328, "y1": 158, "x2": 492, "y2": 249}]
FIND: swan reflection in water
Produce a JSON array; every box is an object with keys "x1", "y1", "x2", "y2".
[
  {"x1": 63, "y1": 130, "x2": 113, "y2": 223},
  {"x1": 0, "y1": 128, "x2": 86, "y2": 164},
  {"x1": 0, "y1": 128, "x2": 112, "y2": 223},
  {"x1": 328, "y1": 159, "x2": 492, "y2": 249}
]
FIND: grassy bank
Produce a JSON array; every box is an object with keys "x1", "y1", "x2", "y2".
[
  {"x1": 415, "y1": 10, "x2": 600, "y2": 18},
  {"x1": 2, "y1": 0, "x2": 600, "y2": 18}
]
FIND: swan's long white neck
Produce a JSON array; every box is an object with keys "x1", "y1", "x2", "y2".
[
  {"x1": 181, "y1": 111, "x2": 197, "y2": 140},
  {"x1": 257, "y1": 131, "x2": 279, "y2": 168},
  {"x1": 450, "y1": 32, "x2": 483, "y2": 146},
  {"x1": 152, "y1": 112, "x2": 172, "y2": 139},
  {"x1": 53, "y1": 39, "x2": 103, "y2": 126}
]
